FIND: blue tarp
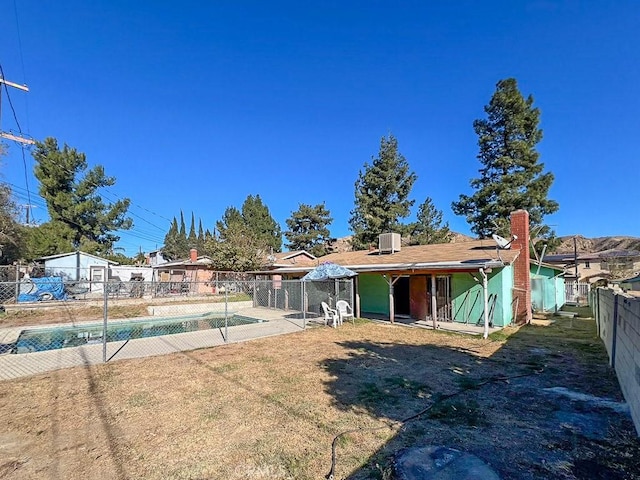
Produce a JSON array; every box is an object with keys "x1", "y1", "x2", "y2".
[
  {"x1": 17, "y1": 276, "x2": 67, "y2": 302},
  {"x1": 302, "y1": 262, "x2": 357, "y2": 281}
]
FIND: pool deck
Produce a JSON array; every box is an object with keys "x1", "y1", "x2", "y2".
[{"x1": 0, "y1": 307, "x2": 310, "y2": 380}]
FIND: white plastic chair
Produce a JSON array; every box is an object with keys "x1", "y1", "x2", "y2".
[
  {"x1": 321, "y1": 301, "x2": 339, "y2": 328},
  {"x1": 336, "y1": 300, "x2": 355, "y2": 325}
]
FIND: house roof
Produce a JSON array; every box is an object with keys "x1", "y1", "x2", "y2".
[
  {"x1": 621, "y1": 274, "x2": 640, "y2": 284},
  {"x1": 530, "y1": 260, "x2": 565, "y2": 274},
  {"x1": 268, "y1": 250, "x2": 317, "y2": 267},
  {"x1": 37, "y1": 251, "x2": 118, "y2": 264},
  {"x1": 264, "y1": 239, "x2": 521, "y2": 275},
  {"x1": 153, "y1": 256, "x2": 213, "y2": 269}
]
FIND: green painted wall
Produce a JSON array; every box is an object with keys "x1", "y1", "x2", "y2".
[
  {"x1": 359, "y1": 273, "x2": 389, "y2": 315},
  {"x1": 451, "y1": 267, "x2": 513, "y2": 327},
  {"x1": 451, "y1": 273, "x2": 484, "y2": 324},
  {"x1": 357, "y1": 268, "x2": 517, "y2": 326}
]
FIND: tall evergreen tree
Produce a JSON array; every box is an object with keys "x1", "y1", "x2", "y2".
[
  {"x1": 207, "y1": 217, "x2": 262, "y2": 271},
  {"x1": 0, "y1": 183, "x2": 25, "y2": 263},
  {"x1": 173, "y1": 211, "x2": 189, "y2": 258},
  {"x1": 284, "y1": 203, "x2": 333, "y2": 257},
  {"x1": 409, "y1": 198, "x2": 452, "y2": 245},
  {"x1": 241, "y1": 194, "x2": 282, "y2": 253},
  {"x1": 162, "y1": 217, "x2": 181, "y2": 261},
  {"x1": 31, "y1": 137, "x2": 132, "y2": 256},
  {"x1": 349, "y1": 134, "x2": 417, "y2": 250},
  {"x1": 452, "y1": 78, "x2": 559, "y2": 240},
  {"x1": 215, "y1": 206, "x2": 244, "y2": 240},
  {"x1": 197, "y1": 219, "x2": 205, "y2": 252},
  {"x1": 187, "y1": 212, "x2": 197, "y2": 248}
]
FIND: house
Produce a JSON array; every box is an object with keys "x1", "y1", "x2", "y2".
[
  {"x1": 621, "y1": 274, "x2": 640, "y2": 293},
  {"x1": 38, "y1": 251, "x2": 117, "y2": 284},
  {"x1": 265, "y1": 250, "x2": 317, "y2": 269},
  {"x1": 147, "y1": 249, "x2": 168, "y2": 266},
  {"x1": 266, "y1": 210, "x2": 536, "y2": 329},
  {"x1": 152, "y1": 248, "x2": 214, "y2": 294},
  {"x1": 543, "y1": 249, "x2": 640, "y2": 283}
]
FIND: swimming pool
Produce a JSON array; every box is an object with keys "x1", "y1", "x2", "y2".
[{"x1": 13, "y1": 312, "x2": 264, "y2": 354}]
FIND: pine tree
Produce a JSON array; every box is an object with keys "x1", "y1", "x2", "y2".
[
  {"x1": 216, "y1": 207, "x2": 244, "y2": 239},
  {"x1": 409, "y1": 198, "x2": 452, "y2": 245},
  {"x1": 452, "y1": 78, "x2": 559, "y2": 240},
  {"x1": 349, "y1": 134, "x2": 417, "y2": 250},
  {"x1": 207, "y1": 217, "x2": 262, "y2": 271},
  {"x1": 0, "y1": 184, "x2": 25, "y2": 263},
  {"x1": 285, "y1": 203, "x2": 333, "y2": 257},
  {"x1": 31, "y1": 137, "x2": 133, "y2": 256},
  {"x1": 241, "y1": 194, "x2": 282, "y2": 253}
]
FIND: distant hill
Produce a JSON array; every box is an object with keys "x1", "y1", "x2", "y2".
[{"x1": 555, "y1": 235, "x2": 640, "y2": 254}]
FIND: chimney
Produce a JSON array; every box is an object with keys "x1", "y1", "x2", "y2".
[
  {"x1": 190, "y1": 248, "x2": 198, "y2": 262},
  {"x1": 510, "y1": 210, "x2": 532, "y2": 325}
]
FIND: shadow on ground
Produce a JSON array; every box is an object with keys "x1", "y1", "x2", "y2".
[{"x1": 322, "y1": 316, "x2": 640, "y2": 480}]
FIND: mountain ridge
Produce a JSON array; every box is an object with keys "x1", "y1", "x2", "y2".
[{"x1": 555, "y1": 235, "x2": 640, "y2": 254}]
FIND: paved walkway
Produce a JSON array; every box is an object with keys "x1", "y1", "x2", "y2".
[{"x1": 0, "y1": 307, "x2": 310, "y2": 380}]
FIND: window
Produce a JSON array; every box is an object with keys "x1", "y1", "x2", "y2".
[{"x1": 584, "y1": 261, "x2": 590, "y2": 269}]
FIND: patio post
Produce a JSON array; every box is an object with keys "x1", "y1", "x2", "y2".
[{"x1": 430, "y1": 275, "x2": 437, "y2": 330}]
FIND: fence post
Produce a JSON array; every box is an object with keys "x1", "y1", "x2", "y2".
[
  {"x1": 224, "y1": 285, "x2": 229, "y2": 343},
  {"x1": 611, "y1": 293, "x2": 618, "y2": 369},
  {"x1": 596, "y1": 288, "x2": 601, "y2": 338},
  {"x1": 14, "y1": 263, "x2": 20, "y2": 300},
  {"x1": 302, "y1": 281, "x2": 306, "y2": 329},
  {"x1": 103, "y1": 281, "x2": 108, "y2": 362}
]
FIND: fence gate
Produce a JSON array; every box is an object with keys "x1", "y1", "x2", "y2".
[{"x1": 565, "y1": 281, "x2": 589, "y2": 305}]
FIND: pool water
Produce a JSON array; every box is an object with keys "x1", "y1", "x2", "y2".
[{"x1": 14, "y1": 312, "x2": 263, "y2": 353}]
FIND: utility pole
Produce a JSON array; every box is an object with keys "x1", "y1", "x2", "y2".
[{"x1": 0, "y1": 76, "x2": 35, "y2": 145}]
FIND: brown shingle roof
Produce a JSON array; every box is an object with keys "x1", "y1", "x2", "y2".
[
  {"x1": 265, "y1": 239, "x2": 521, "y2": 275},
  {"x1": 318, "y1": 239, "x2": 519, "y2": 268}
]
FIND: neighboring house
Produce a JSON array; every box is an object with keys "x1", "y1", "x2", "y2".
[
  {"x1": 621, "y1": 274, "x2": 640, "y2": 292},
  {"x1": 264, "y1": 250, "x2": 317, "y2": 269},
  {"x1": 543, "y1": 249, "x2": 640, "y2": 283},
  {"x1": 263, "y1": 210, "x2": 536, "y2": 327},
  {"x1": 152, "y1": 248, "x2": 214, "y2": 294},
  {"x1": 147, "y1": 249, "x2": 168, "y2": 266},
  {"x1": 109, "y1": 266, "x2": 154, "y2": 283},
  {"x1": 38, "y1": 251, "x2": 117, "y2": 284}
]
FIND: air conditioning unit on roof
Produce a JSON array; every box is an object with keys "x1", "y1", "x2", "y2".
[{"x1": 379, "y1": 233, "x2": 401, "y2": 254}]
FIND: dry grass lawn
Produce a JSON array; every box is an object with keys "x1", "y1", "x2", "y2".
[{"x1": 1, "y1": 316, "x2": 639, "y2": 479}]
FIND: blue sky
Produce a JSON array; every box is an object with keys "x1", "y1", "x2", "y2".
[{"x1": 1, "y1": 1, "x2": 638, "y2": 256}]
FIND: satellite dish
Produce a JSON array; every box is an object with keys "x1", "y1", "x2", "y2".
[{"x1": 492, "y1": 234, "x2": 517, "y2": 249}]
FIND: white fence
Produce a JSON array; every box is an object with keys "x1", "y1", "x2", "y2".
[
  {"x1": 565, "y1": 280, "x2": 590, "y2": 305},
  {"x1": 593, "y1": 288, "x2": 640, "y2": 435}
]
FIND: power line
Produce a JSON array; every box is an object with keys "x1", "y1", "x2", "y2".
[{"x1": 11, "y1": 0, "x2": 29, "y2": 129}]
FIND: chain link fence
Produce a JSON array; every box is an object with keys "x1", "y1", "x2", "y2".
[{"x1": 0, "y1": 278, "x2": 355, "y2": 379}]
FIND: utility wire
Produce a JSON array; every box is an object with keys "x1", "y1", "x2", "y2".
[
  {"x1": 0, "y1": 63, "x2": 34, "y2": 218},
  {"x1": 11, "y1": 0, "x2": 30, "y2": 133}
]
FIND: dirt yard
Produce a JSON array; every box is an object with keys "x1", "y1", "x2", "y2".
[{"x1": 0, "y1": 314, "x2": 638, "y2": 479}]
